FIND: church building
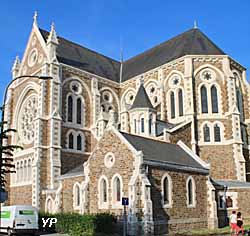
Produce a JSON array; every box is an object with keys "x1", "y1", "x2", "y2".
[{"x1": 3, "y1": 13, "x2": 250, "y2": 235}]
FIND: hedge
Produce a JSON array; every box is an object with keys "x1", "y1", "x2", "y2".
[{"x1": 39, "y1": 212, "x2": 115, "y2": 236}]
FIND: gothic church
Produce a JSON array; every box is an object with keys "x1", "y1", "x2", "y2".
[{"x1": 3, "y1": 13, "x2": 250, "y2": 235}]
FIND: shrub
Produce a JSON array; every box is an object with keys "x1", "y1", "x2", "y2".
[{"x1": 39, "y1": 212, "x2": 115, "y2": 236}]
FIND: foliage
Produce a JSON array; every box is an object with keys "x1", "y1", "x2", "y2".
[
  {"x1": 0, "y1": 106, "x2": 23, "y2": 190},
  {"x1": 39, "y1": 212, "x2": 115, "y2": 236}
]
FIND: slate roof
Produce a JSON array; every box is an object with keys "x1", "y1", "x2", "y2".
[
  {"x1": 130, "y1": 85, "x2": 154, "y2": 110},
  {"x1": 122, "y1": 28, "x2": 225, "y2": 81},
  {"x1": 58, "y1": 164, "x2": 84, "y2": 179},
  {"x1": 156, "y1": 120, "x2": 178, "y2": 136},
  {"x1": 39, "y1": 28, "x2": 226, "y2": 83},
  {"x1": 213, "y1": 180, "x2": 250, "y2": 189},
  {"x1": 120, "y1": 131, "x2": 209, "y2": 174},
  {"x1": 39, "y1": 29, "x2": 121, "y2": 82}
]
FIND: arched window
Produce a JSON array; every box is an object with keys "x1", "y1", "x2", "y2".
[
  {"x1": 214, "y1": 124, "x2": 221, "y2": 142},
  {"x1": 134, "y1": 119, "x2": 137, "y2": 133},
  {"x1": 77, "y1": 134, "x2": 82, "y2": 151},
  {"x1": 187, "y1": 177, "x2": 195, "y2": 206},
  {"x1": 141, "y1": 117, "x2": 145, "y2": 133},
  {"x1": 24, "y1": 160, "x2": 27, "y2": 182},
  {"x1": 162, "y1": 175, "x2": 171, "y2": 206},
  {"x1": 73, "y1": 183, "x2": 81, "y2": 208},
  {"x1": 236, "y1": 89, "x2": 243, "y2": 114},
  {"x1": 28, "y1": 159, "x2": 32, "y2": 178},
  {"x1": 170, "y1": 91, "x2": 175, "y2": 119},
  {"x1": 46, "y1": 197, "x2": 54, "y2": 214},
  {"x1": 20, "y1": 161, "x2": 24, "y2": 182},
  {"x1": 76, "y1": 98, "x2": 82, "y2": 124},
  {"x1": 203, "y1": 124, "x2": 210, "y2": 142},
  {"x1": 149, "y1": 114, "x2": 152, "y2": 134},
  {"x1": 114, "y1": 177, "x2": 121, "y2": 202},
  {"x1": 69, "y1": 132, "x2": 74, "y2": 149},
  {"x1": 178, "y1": 89, "x2": 184, "y2": 117},
  {"x1": 101, "y1": 178, "x2": 108, "y2": 203},
  {"x1": 16, "y1": 162, "x2": 19, "y2": 183},
  {"x1": 67, "y1": 95, "x2": 73, "y2": 122},
  {"x1": 211, "y1": 85, "x2": 218, "y2": 113},
  {"x1": 201, "y1": 86, "x2": 208, "y2": 113}
]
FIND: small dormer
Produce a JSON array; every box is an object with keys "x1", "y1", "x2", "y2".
[{"x1": 129, "y1": 84, "x2": 157, "y2": 136}]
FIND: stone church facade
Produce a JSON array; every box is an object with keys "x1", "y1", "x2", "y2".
[{"x1": 3, "y1": 14, "x2": 250, "y2": 235}]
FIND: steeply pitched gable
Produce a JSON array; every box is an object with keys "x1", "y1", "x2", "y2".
[{"x1": 130, "y1": 85, "x2": 154, "y2": 110}]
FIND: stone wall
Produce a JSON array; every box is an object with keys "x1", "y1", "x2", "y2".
[
  {"x1": 169, "y1": 123, "x2": 191, "y2": 148},
  {"x1": 8, "y1": 185, "x2": 32, "y2": 205},
  {"x1": 87, "y1": 130, "x2": 135, "y2": 216},
  {"x1": 149, "y1": 167, "x2": 208, "y2": 234},
  {"x1": 198, "y1": 145, "x2": 237, "y2": 180},
  {"x1": 61, "y1": 176, "x2": 84, "y2": 213}
]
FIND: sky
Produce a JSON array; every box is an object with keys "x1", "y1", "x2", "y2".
[{"x1": 1, "y1": 0, "x2": 250, "y2": 101}]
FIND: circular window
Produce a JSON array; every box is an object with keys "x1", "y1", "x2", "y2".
[
  {"x1": 200, "y1": 69, "x2": 215, "y2": 82},
  {"x1": 168, "y1": 75, "x2": 181, "y2": 88},
  {"x1": 102, "y1": 91, "x2": 113, "y2": 103},
  {"x1": 104, "y1": 152, "x2": 115, "y2": 168},
  {"x1": 18, "y1": 94, "x2": 38, "y2": 144},
  {"x1": 125, "y1": 91, "x2": 135, "y2": 105},
  {"x1": 70, "y1": 81, "x2": 82, "y2": 94},
  {"x1": 28, "y1": 48, "x2": 38, "y2": 67}
]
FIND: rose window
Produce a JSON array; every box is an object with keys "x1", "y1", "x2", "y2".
[
  {"x1": 18, "y1": 95, "x2": 38, "y2": 144},
  {"x1": 201, "y1": 70, "x2": 215, "y2": 82}
]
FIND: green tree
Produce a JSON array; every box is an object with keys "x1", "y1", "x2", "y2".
[{"x1": 0, "y1": 107, "x2": 23, "y2": 191}]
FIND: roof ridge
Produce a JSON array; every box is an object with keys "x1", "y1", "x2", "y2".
[
  {"x1": 39, "y1": 28, "x2": 121, "y2": 64},
  {"x1": 120, "y1": 130, "x2": 174, "y2": 145},
  {"x1": 123, "y1": 28, "x2": 196, "y2": 64}
]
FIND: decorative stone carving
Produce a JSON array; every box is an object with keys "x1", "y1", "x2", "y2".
[{"x1": 18, "y1": 95, "x2": 38, "y2": 144}]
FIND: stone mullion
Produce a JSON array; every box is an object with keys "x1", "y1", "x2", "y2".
[
  {"x1": 184, "y1": 58, "x2": 196, "y2": 152},
  {"x1": 91, "y1": 78, "x2": 101, "y2": 131},
  {"x1": 32, "y1": 80, "x2": 44, "y2": 208},
  {"x1": 48, "y1": 63, "x2": 62, "y2": 190}
]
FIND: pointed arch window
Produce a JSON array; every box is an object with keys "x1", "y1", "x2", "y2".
[
  {"x1": 101, "y1": 178, "x2": 108, "y2": 203},
  {"x1": 203, "y1": 124, "x2": 210, "y2": 142},
  {"x1": 170, "y1": 91, "x2": 175, "y2": 119},
  {"x1": 214, "y1": 124, "x2": 221, "y2": 142},
  {"x1": 178, "y1": 89, "x2": 184, "y2": 117},
  {"x1": 141, "y1": 117, "x2": 145, "y2": 133},
  {"x1": 162, "y1": 175, "x2": 171, "y2": 206},
  {"x1": 201, "y1": 86, "x2": 208, "y2": 113},
  {"x1": 149, "y1": 114, "x2": 152, "y2": 134},
  {"x1": 114, "y1": 177, "x2": 121, "y2": 202},
  {"x1": 187, "y1": 177, "x2": 195, "y2": 207},
  {"x1": 67, "y1": 95, "x2": 73, "y2": 122},
  {"x1": 69, "y1": 132, "x2": 74, "y2": 149},
  {"x1": 236, "y1": 89, "x2": 243, "y2": 114},
  {"x1": 76, "y1": 98, "x2": 82, "y2": 124},
  {"x1": 73, "y1": 183, "x2": 81, "y2": 208},
  {"x1": 211, "y1": 85, "x2": 218, "y2": 113},
  {"x1": 77, "y1": 134, "x2": 82, "y2": 151}
]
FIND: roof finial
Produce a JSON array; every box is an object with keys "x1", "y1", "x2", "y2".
[
  {"x1": 194, "y1": 20, "x2": 198, "y2": 29},
  {"x1": 33, "y1": 11, "x2": 38, "y2": 27},
  {"x1": 47, "y1": 21, "x2": 59, "y2": 45}
]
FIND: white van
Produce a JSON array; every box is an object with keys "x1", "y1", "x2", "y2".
[{"x1": 0, "y1": 205, "x2": 39, "y2": 235}]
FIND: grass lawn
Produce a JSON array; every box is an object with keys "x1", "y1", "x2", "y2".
[{"x1": 175, "y1": 225, "x2": 250, "y2": 235}]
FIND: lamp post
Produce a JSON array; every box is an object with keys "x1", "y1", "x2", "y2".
[{"x1": 0, "y1": 75, "x2": 52, "y2": 196}]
